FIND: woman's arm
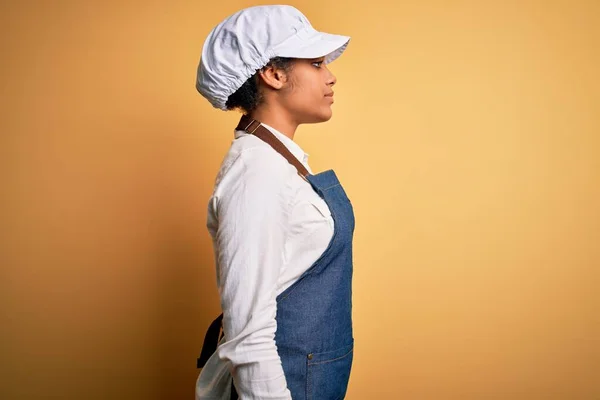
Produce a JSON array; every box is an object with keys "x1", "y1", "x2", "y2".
[{"x1": 213, "y1": 147, "x2": 293, "y2": 400}]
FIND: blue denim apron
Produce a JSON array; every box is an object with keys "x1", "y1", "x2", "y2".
[
  {"x1": 275, "y1": 168, "x2": 355, "y2": 400},
  {"x1": 198, "y1": 116, "x2": 355, "y2": 400}
]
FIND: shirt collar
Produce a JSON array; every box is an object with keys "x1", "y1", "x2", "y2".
[{"x1": 234, "y1": 122, "x2": 310, "y2": 165}]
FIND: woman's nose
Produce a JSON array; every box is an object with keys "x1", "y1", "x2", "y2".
[{"x1": 327, "y1": 69, "x2": 337, "y2": 87}]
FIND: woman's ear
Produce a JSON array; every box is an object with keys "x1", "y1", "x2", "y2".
[{"x1": 257, "y1": 65, "x2": 286, "y2": 90}]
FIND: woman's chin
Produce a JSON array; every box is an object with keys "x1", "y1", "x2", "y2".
[
  {"x1": 318, "y1": 107, "x2": 333, "y2": 122},
  {"x1": 300, "y1": 107, "x2": 334, "y2": 124}
]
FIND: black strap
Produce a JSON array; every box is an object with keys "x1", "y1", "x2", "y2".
[
  {"x1": 196, "y1": 313, "x2": 223, "y2": 368},
  {"x1": 230, "y1": 380, "x2": 238, "y2": 400},
  {"x1": 196, "y1": 313, "x2": 239, "y2": 398}
]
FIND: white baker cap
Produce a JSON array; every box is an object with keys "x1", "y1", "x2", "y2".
[{"x1": 196, "y1": 5, "x2": 350, "y2": 110}]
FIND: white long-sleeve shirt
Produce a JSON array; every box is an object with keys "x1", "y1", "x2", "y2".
[{"x1": 196, "y1": 123, "x2": 334, "y2": 400}]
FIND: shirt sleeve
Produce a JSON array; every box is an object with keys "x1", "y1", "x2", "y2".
[{"x1": 213, "y1": 147, "x2": 293, "y2": 400}]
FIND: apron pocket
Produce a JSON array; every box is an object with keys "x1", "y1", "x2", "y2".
[{"x1": 306, "y1": 341, "x2": 354, "y2": 400}]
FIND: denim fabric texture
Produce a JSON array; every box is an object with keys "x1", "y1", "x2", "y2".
[{"x1": 275, "y1": 169, "x2": 355, "y2": 400}]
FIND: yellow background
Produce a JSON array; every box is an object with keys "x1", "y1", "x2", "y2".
[{"x1": 2, "y1": 0, "x2": 599, "y2": 399}]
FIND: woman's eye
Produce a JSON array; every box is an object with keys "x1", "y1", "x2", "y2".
[{"x1": 312, "y1": 61, "x2": 323, "y2": 68}]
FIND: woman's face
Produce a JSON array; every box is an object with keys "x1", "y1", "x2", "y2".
[{"x1": 279, "y1": 57, "x2": 337, "y2": 124}]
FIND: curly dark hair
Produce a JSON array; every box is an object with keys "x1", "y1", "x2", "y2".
[{"x1": 225, "y1": 57, "x2": 295, "y2": 114}]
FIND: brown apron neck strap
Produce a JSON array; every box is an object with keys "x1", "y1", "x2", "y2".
[{"x1": 235, "y1": 114, "x2": 311, "y2": 180}]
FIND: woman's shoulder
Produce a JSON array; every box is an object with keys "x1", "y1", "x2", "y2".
[
  {"x1": 213, "y1": 133, "x2": 295, "y2": 194},
  {"x1": 231, "y1": 131, "x2": 285, "y2": 159}
]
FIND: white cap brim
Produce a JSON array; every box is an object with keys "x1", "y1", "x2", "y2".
[{"x1": 272, "y1": 28, "x2": 350, "y2": 64}]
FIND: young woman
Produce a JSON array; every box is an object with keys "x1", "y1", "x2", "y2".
[{"x1": 195, "y1": 5, "x2": 355, "y2": 400}]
